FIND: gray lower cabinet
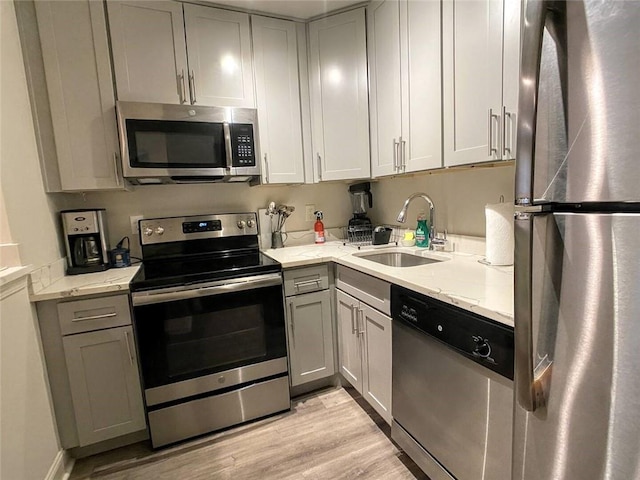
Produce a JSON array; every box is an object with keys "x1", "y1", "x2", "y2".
[
  {"x1": 36, "y1": 293, "x2": 146, "y2": 449},
  {"x1": 63, "y1": 325, "x2": 146, "y2": 446},
  {"x1": 284, "y1": 264, "x2": 335, "y2": 387},
  {"x1": 286, "y1": 290, "x2": 335, "y2": 386},
  {"x1": 336, "y1": 266, "x2": 392, "y2": 425}
]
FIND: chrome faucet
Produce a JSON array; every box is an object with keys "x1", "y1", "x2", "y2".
[{"x1": 396, "y1": 192, "x2": 446, "y2": 250}]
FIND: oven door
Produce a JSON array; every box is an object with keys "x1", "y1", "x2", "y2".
[{"x1": 131, "y1": 273, "x2": 287, "y2": 407}]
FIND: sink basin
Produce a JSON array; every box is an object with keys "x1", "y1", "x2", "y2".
[{"x1": 353, "y1": 251, "x2": 443, "y2": 268}]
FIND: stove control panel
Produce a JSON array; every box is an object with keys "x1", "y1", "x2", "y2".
[{"x1": 139, "y1": 213, "x2": 259, "y2": 245}]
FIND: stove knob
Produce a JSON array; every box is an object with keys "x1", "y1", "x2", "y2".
[
  {"x1": 155, "y1": 226, "x2": 165, "y2": 235},
  {"x1": 247, "y1": 219, "x2": 256, "y2": 228},
  {"x1": 143, "y1": 227, "x2": 153, "y2": 236},
  {"x1": 237, "y1": 220, "x2": 246, "y2": 229}
]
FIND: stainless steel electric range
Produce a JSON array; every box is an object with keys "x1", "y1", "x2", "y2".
[{"x1": 129, "y1": 212, "x2": 290, "y2": 448}]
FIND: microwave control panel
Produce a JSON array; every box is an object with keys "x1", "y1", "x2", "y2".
[{"x1": 230, "y1": 124, "x2": 256, "y2": 167}]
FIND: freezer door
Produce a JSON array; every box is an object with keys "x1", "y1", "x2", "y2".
[
  {"x1": 513, "y1": 212, "x2": 640, "y2": 479},
  {"x1": 516, "y1": 0, "x2": 640, "y2": 205}
]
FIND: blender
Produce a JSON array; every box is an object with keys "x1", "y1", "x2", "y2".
[{"x1": 348, "y1": 182, "x2": 373, "y2": 242}]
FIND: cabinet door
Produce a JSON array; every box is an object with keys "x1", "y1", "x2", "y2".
[
  {"x1": 336, "y1": 290, "x2": 362, "y2": 393},
  {"x1": 184, "y1": 4, "x2": 254, "y2": 107},
  {"x1": 443, "y1": 0, "x2": 504, "y2": 166},
  {"x1": 252, "y1": 16, "x2": 304, "y2": 184},
  {"x1": 309, "y1": 9, "x2": 370, "y2": 181},
  {"x1": 361, "y1": 304, "x2": 392, "y2": 425},
  {"x1": 368, "y1": 0, "x2": 402, "y2": 178},
  {"x1": 35, "y1": 0, "x2": 122, "y2": 191},
  {"x1": 286, "y1": 290, "x2": 335, "y2": 387},
  {"x1": 400, "y1": 0, "x2": 442, "y2": 172},
  {"x1": 63, "y1": 326, "x2": 146, "y2": 446},
  {"x1": 107, "y1": 1, "x2": 188, "y2": 104},
  {"x1": 501, "y1": 0, "x2": 521, "y2": 161}
]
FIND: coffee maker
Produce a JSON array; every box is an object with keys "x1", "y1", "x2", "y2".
[{"x1": 61, "y1": 209, "x2": 111, "y2": 275}]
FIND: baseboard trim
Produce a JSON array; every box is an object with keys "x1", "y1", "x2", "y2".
[{"x1": 44, "y1": 450, "x2": 74, "y2": 480}]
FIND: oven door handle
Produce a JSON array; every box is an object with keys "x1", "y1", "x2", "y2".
[{"x1": 131, "y1": 273, "x2": 282, "y2": 306}]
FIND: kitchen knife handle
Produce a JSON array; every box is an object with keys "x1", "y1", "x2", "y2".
[
  {"x1": 514, "y1": 210, "x2": 552, "y2": 412},
  {"x1": 515, "y1": 0, "x2": 546, "y2": 206}
]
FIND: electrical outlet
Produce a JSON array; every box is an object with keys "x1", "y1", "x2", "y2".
[
  {"x1": 305, "y1": 204, "x2": 316, "y2": 222},
  {"x1": 130, "y1": 215, "x2": 144, "y2": 234}
]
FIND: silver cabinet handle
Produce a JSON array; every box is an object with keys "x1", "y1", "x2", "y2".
[
  {"x1": 357, "y1": 308, "x2": 365, "y2": 336},
  {"x1": 503, "y1": 106, "x2": 513, "y2": 158},
  {"x1": 316, "y1": 153, "x2": 322, "y2": 181},
  {"x1": 223, "y1": 122, "x2": 233, "y2": 170},
  {"x1": 515, "y1": 0, "x2": 546, "y2": 206},
  {"x1": 189, "y1": 70, "x2": 196, "y2": 104},
  {"x1": 178, "y1": 69, "x2": 187, "y2": 104},
  {"x1": 514, "y1": 209, "x2": 552, "y2": 412},
  {"x1": 294, "y1": 278, "x2": 321, "y2": 289},
  {"x1": 350, "y1": 304, "x2": 357, "y2": 334},
  {"x1": 124, "y1": 330, "x2": 134, "y2": 366},
  {"x1": 72, "y1": 312, "x2": 117, "y2": 322},
  {"x1": 288, "y1": 300, "x2": 295, "y2": 346},
  {"x1": 113, "y1": 152, "x2": 121, "y2": 186},
  {"x1": 264, "y1": 153, "x2": 269, "y2": 184},
  {"x1": 393, "y1": 138, "x2": 400, "y2": 171},
  {"x1": 488, "y1": 108, "x2": 500, "y2": 157},
  {"x1": 401, "y1": 137, "x2": 407, "y2": 171}
]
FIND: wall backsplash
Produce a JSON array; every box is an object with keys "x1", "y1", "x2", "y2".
[
  {"x1": 56, "y1": 163, "x2": 515, "y2": 257},
  {"x1": 370, "y1": 163, "x2": 515, "y2": 237}
]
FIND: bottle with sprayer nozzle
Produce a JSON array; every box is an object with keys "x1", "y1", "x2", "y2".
[{"x1": 314, "y1": 211, "x2": 325, "y2": 244}]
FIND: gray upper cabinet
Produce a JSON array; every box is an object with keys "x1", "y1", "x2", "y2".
[
  {"x1": 107, "y1": 1, "x2": 188, "y2": 104},
  {"x1": 368, "y1": 0, "x2": 442, "y2": 178},
  {"x1": 107, "y1": 1, "x2": 254, "y2": 107},
  {"x1": 308, "y1": 8, "x2": 371, "y2": 181},
  {"x1": 252, "y1": 15, "x2": 305, "y2": 184},
  {"x1": 33, "y1": 0, "x2": 122, "y2": 191},
  {"x1": 442, "y1": 0, "x2": 520, "y2": 166}
]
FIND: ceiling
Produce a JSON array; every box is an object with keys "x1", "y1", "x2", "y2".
[{"x1": 199, "y1": 0, "x2": 364, "y2": 20}]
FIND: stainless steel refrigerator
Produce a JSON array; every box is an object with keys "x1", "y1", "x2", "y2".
[{"x1": 513, "y1": 1, "x2": 640, "y2": 479}]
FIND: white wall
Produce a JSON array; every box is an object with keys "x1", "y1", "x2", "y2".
[{"x1": 0, "y1": 1, "x2": 63, "y2": 478}]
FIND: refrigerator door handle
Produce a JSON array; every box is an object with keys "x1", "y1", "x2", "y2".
[
  {"x1": 515, "y1": 0, "x2": 547, "y2": 206},
  {"x1": 514, "y1": 209, "x2": 553, "y2": 412}
]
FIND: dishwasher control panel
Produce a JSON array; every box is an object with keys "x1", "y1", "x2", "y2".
[{"x1": 391, "y1": 285, "x2": 514, "y2": 380}]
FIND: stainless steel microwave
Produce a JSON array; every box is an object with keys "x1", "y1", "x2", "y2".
[{"x1": 116, "y1": 101, "x2": 260, "y2": 184}]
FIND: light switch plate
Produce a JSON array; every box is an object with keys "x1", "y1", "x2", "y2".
[{"x1": 305, "y1": 204, "x2": 316, "y2": 222}]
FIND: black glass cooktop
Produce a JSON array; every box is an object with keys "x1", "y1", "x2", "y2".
[{"x1": 130, "y1": 250, "x2": 281, "y2": 292}]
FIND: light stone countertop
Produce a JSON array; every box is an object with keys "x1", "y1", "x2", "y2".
[
  {"x1": 29, "y1": 265, "x2": 141, "y2": 302},
  {"x1": 263, "y1": 242, "x2": 514, "y2": 327}
]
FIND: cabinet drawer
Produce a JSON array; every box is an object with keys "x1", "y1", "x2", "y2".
[
  {"x1": 284, "y1": 264, "x2": 329, "y2": 296},
  {"x1": 58, "y1": 294, "x2": 131, "y2": 335},
  {"x1": 336, "y1": 265, "x2": 390, "y2": 315}
]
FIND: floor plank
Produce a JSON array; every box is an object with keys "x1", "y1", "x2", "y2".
[{"x1": 70, "y1": 387, "x2": 429, "y2": 480}]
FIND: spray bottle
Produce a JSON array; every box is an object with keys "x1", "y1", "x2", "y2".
[{"x1": 314, "y1": 211, "x2": 325, "y2": 244}]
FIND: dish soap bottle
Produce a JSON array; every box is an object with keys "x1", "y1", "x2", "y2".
[
  {"x1": 415, "y1": 212, "x2": 429, "y2": 248},
  {"x1": 314, "y1": 211, "x2": 325, "y2": 244}
]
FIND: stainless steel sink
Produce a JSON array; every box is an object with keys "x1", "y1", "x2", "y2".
[{"x1": 353, "y1": 251, "x2": 443, "y2": 268}]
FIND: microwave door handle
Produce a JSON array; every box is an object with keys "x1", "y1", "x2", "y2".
[{"x1": 223, "y1": 122, "x2": 233, "y2": 170}]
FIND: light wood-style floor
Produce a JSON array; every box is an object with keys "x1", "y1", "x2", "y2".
[{"x1": 70, "y1": 386, "x2": 429, "y2": 479}]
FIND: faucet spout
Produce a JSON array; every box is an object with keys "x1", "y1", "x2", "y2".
[{"x1": 396, "y1": 193, "x2": 436, "y2": 246}]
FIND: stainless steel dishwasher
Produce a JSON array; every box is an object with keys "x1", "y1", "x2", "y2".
[{"x1": 391, "y1": 285, "x2": 514, "y2": 480}]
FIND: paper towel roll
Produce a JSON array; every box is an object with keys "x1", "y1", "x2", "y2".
[{"x1": 485, "y1": 202, "x2": 514, "y2": 266}]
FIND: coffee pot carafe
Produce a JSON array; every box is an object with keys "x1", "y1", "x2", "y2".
[{"x1": 62, "y1": 209, "x2": 111, "y2": 275}]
